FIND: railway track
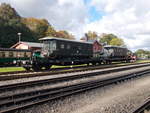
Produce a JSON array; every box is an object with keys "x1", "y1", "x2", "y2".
[
  {"x1": 132, "y1": 99, "x2": 150, "y2": 113},
  {"x1": 0, "y1": 64, "x2": 150, "y2": 112},
  {"x1": 0, "y1": 62, "x2": 150, "y2": 81},
  {"x1": 0, "y1": 63, "x2": 150, "y2": 91}
]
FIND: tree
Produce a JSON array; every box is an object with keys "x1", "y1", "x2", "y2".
[
  {"x1": 110, "y1": 38, "x2": 124, "y2": 46},
  {"x1": 100, "y1": 34, "x2": 117, "y2": 44},
  {"x1": 135, "y1": 49, "x2": 150, "y2": 58},
  {"x1": 0, "y1": 3, "x2": 20, "y2": 24},
  {"x1": 0, "y1": 3, "x2": 76, "y2": 48},
  {"x1": 45, "y1": 26, "x2": 57, "y2": 37},
  {"x1": 55, "y1": 30, "x2": 75, "y2": 40},
  {"x1": 22, "y1": 18, "x2": 51, "y2": 39},
  {"x1": 0, "y1": 3, "x2": 36, "y2": 48},
  {"x1": 85, "y1": 31, "x2": 98, "y2": 40},
  {"x1": 100, "y1": 33, "x2": 125, "y2": 46}
]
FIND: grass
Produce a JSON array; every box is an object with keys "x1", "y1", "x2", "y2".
[
  {"x1": 0, "y1": 59, "x2": 150, "y2": 73},
  {"x1": 0, "y1": 67, "x2": 25, "y2": 72},
  {"x1": 51, "y1": 64, "x2": 87, "y2": 68},
  {"x1": 135, "y1": 59, "x2": 150, "y2": 63}
]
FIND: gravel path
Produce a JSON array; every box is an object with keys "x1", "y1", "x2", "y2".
[{"x1": 15, "y1": 74, "x2": 150, "y2": 113}]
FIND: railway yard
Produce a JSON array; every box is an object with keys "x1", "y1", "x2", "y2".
[
  {"x1": 1, "y1": 1, "x2": 150, "y2": 113},
  {"x1": 0, "y1": 62, "x2": 149, "y2": 113}
]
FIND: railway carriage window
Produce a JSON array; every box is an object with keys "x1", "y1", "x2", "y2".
[
  {"x1": 21, "y1": 52, "x2": 24, "y2": 57},
  {"x1": 42, "y1": 41, "x2": 49, "y2": 51},
  {"x1": 42, "y1": 40, "x2": 56, "y2": 56},
  {"x1": 0, "y1": 51, "x2": 2, "y2": 57},
  {"x1": 13, "y1": 52, "x2": 17, "y2": 57},
  {"x1": 24, "y1": 52, "x2": 27, "y2": 57},
  {"x1": 61, "y1": 44, "x2": 64, "y2": 49},
  {"x1": 67, "y1": 45, "x2": 70, "y2": 49},
  {"x1": 9, "y1": 52, "x2": 13, "y2": 57},
  {"x1": 78, "y1": 46, "x2": 81, "y2": 50},
  {"x1": 26, "y1": 52, "x2": 30, "y2": 57},
  {"x1": 17, "y1": 52, "x2": 21, "y2": 58},
  {"x1": 51, "y1": 41, "x2": 56, "y2": 50},
  {"x1": 2, "y1": 52, "x2": 5, "y2": 57},
  {"x1": 5, "y1": 51, "x2": 9, "y2": 58}
]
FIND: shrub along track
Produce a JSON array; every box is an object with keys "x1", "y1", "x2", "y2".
[
  {"x1": 0, "y1": 62, "x2": 150, "y2": 81},
  {"x1": 0, "y1": 64, "x2": 150, "y2": 112}
]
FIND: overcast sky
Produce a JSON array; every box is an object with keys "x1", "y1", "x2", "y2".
[{"x1": 0, "y1": 0, "x2": 150, "y2": 51}]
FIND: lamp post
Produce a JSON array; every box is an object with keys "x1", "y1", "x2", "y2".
[{"x1": 17, "y1": 32, "x2": 21, "y2": 42}]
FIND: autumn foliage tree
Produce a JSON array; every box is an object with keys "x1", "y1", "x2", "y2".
[
  {"x1": 84, "y1": 31, "x2": 98, "y2": 40},
  {"x1": 22, "y1": 18, "x2": 56, "y2": 39},
  {"x1": 55, "y1": 30, "x2": 75, "y2": 40}
]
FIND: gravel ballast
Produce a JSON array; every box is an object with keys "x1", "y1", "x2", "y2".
[{"x1": 15, "y1": 74, "x2": 150, "y2": 113}]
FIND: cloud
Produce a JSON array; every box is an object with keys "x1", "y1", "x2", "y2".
[
  {"x1": 1, "y1": 0, "x2": 150, "y2": 51},
  {"x1": 84, "y1": 0, "x2": 150, "y2": 51},
  {"x1": 0, "y1": 0, "x2": 88, "y2": 38}
]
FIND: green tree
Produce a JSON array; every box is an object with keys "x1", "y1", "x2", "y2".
[
  {"x1": 100, "y1": 34, "x2": 117, "y2": 44},
  {"x1": 110, "y1": 38, "x2": 124, "y2": 46},
  {"x1": 100, "y1": 33, "x2": 125, "y2": 46},
  {"x1": 0, "y1": 3, "x2": 20, "y2": 24},
  {"x1": 135, "y1": 49, "x2": 150, "y2": 58},
  {"x1": 0, "y1": 3, "x2": 36, "y2": 48}
]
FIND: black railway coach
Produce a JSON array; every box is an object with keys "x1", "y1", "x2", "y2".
[
  {"x1": 40, "y1": 37, "x2": 93, "y2": 58},
  {"x1": 39, "y1": 37, "x2": 93, "y2": 64},
  {"x1": 23, "y1": 37, "x2": 103, "y2": 71},
  {"x1": 104, "y1": 45, "x2": 131, "y2": 62}
]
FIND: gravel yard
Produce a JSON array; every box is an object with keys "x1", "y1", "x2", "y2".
[{"x1": 15, "y1": 73, "x2": 150, "y2": 113}]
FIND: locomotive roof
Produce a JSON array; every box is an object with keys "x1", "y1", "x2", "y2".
[{"x1": 39, "y1": 37, "x2": 93, "y2": 44}]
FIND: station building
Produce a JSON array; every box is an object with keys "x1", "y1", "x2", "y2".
[{"x1": 11, "y1": 41, "x2": 43, "y2": 51}]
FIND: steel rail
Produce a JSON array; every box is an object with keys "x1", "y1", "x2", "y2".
[
  {"x1": 132, "y1": 99, "x2": 150, "y2": 113},
  {"x1": 0, "y1": 68, "x2": 150, "y2": 112},
  {"x1": 0, "y1": 62, "x2": 149, "y2": 81},
  {"x1": 0, "y1": 63, "x2": 150, "y2": 92}
]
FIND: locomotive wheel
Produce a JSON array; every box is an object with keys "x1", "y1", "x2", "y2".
[{"x1": 92, "y1": 62, "x2": 96, "y2": 65}]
